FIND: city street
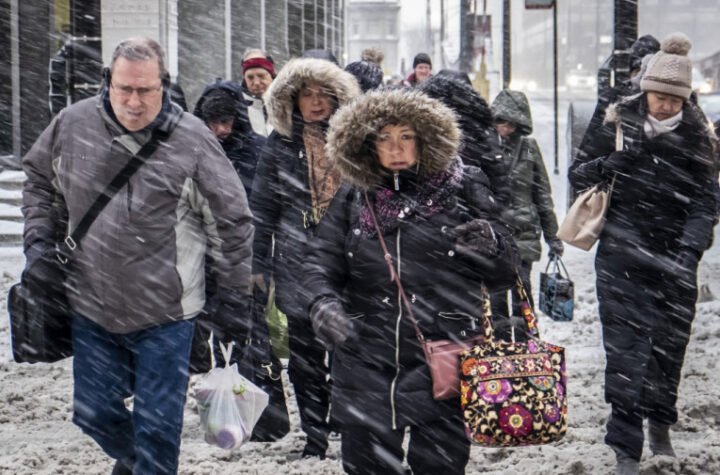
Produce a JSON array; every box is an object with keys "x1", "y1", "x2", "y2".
[{"x1": 0, "y1": 95, "x2": 718, "y2": 474}]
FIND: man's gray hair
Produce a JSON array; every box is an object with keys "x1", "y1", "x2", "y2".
[
  {"x1": 243, "y1": 48, "x2": 267, "y2": 61},
  {"x1": 110, "y1": 37, "x2": 168, "y2": 78}
]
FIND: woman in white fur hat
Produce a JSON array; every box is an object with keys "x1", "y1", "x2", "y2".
[{"x1": 570, "y1": 33, "x2": 718, "y2": 475}]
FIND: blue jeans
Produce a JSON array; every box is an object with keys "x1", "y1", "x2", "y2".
[{"x1": 72, "y1": 313, "x2": 195, "y2": 475}]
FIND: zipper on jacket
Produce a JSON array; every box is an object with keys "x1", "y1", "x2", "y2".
[{"x1": 389, "y1": 228, "x2": 402, "y2": 430}]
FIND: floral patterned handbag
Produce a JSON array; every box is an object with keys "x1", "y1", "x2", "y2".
[{"x1": 460, "y1": 280, "x2": 567, "y2": 446}]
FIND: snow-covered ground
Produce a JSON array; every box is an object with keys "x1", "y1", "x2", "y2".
[{"x1": 0, "y1": 97, "x2": 718, "y2": 474}]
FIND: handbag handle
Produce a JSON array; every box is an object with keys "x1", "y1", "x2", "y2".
[{"x1": 544, "y1": 255, "x2": 571, "y2": 280}]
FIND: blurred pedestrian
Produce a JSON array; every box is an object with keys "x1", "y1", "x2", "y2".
[
  {"x1": 22, "y1": 37, "x2": 253, "y2": 475},
  {"x1": 194, "y1": 79, "x2": 264, "y2": 199},
  {"x1": 419, "y1": 73, "x2": 510, "y2": 206},
  {"x1": 305, "y1": 88, "x2": 518, "y2": 475},
  {"x1": 570, "y1": 33, "x2": 718, "y2": 475},
  {"x1": 249, "y1": 56, "x2": 360, "y2": 458},
  {"x1": 345, "y1": 47, "x2": 385, "y2": 93},
  {"x1": 489, "y1": 89, "x2": 563, "y2": 324},
  {"x1": 402, "y1": 52, "x2": 432, "y2": 87},
  {"x1": 241, "y1": 48, "x2": 276, "y2": 136}
]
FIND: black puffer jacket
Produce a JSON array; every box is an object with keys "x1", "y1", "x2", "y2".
[
  {"x1": 570, "y1": 93, "x2": 717, "y2": 258},
  {"x1": 304, "y1": 90, "x2": 518, "y2": 429},
  {"x1": 250, "y1": 58, "x2": 360, "y2": 317}
]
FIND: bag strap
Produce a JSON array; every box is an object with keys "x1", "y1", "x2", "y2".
[
  {"x1": 58, "y1": 109, "x2": 183, "y2": 259},
  {"x1": 363, "y1": 191, "x2": 495, "y2": 343},
  {"x1": 515, "y1": 276, "x2": 540, "y2": 339}
]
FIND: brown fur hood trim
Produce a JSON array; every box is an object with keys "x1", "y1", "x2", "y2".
[
  {"x1": 325, "y1": 89, "x2": 461, "y2": 189},
  {"x1": 263, "y1": 57, "x2": 361, "y2": 138}
]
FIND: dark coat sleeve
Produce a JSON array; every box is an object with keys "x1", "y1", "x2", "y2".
[
  {"x1": 249, "y1": 133, "x2": 284, "y2": 275},
  {"x1": 569, "y1": 120, "x2": 617, "y2": 193},
  {"x1": 676, "y1": 135, "x2": 718, "y2": 252},
  {"x1": 303, "y1": 184, "x2": 354, "y2": 308},
  {"x1": 460, "y1": 166, "x2": 519, "y2": 291},
  {"x1": 21, "y1": 113, "x2": 69, "y2": 266},
  {"x1": 527, "y1": 138, "x2": 560, "y2": 241}
]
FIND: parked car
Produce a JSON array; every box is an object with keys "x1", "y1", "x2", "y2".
[
  {"x1": 697, "y1": 91, "x2": 720, "y2": 123},
  {"x1": 565, "y1": 69, "x2": 596, "y2": 97}
]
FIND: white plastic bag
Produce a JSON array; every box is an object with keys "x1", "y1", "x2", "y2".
[{"x1": 194, "y1": 336, "x2": 269, "y2": 449}]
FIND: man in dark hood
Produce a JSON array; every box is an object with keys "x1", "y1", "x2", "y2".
[{"x1": 194, "y1": 80, "x2": 264, "y2": 199}]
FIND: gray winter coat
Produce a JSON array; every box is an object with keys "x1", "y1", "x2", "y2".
[{"x1": 22, "y1": 95, "x2": 254, "y2": 333}]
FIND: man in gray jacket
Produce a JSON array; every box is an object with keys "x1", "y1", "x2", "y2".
[{"x1": 22, "y1": 37, "x2": 253, "y2": 475}]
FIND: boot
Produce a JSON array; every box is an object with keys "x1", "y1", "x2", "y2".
[
  {"x1": 111, "y1": 459, "x2": 133, "y2": 475},
  {"x1": 648, "y1": 420, "x2": 676, "y2": 457},
  {"x1": 614, "y1": 450, "x2": 639, "y2": 475}
]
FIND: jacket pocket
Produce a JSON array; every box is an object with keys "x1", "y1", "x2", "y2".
[{"x1": 436, "y1": 311, "x2": 482, "y2": 335}]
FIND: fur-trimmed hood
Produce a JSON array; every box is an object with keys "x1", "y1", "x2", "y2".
[
  {"x1": 326, "y1": 89, "x2": 461, "y2": 189},
  {"x1": 263, "y1": 57, "x2": 360, "y2": 138}
]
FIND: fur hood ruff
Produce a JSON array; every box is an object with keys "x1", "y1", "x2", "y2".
[
  {"x1": 263, "y1": 57, "x2": 360, "y2": 138},
  {"x1": 326, "y1": 89, "x2": 461, "y2": 189}
]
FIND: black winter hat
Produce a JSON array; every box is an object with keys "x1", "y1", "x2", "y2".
[
  {"x1": 200, "y1": 90, "x2": 237, "y2": 123},
  {"x1": 302, "y1": 49, "x2": 339, "y2": 66},
  {"x1": 345, "y1": 60, "x2": 384, "y2": 92},
  {"x1": 630, "y1": 34, "x2": 660, "y2": 71},
  {"x1": 419, "y1": 74, "x2": 492, "y2": 131},
  {"x1": 413, "y1": 53, "x2": 432, "y2": 69}
]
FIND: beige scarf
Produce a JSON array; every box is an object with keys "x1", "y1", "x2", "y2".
[{"x1": 304, "y1": 123, "x2": 342, "y2": 224}]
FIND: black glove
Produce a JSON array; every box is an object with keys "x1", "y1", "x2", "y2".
[
  {"x1": 602, "y1": 151, "x2": 634, "y2": 175},
  {"x1": 212, "y1": 290, "x2": 252, "y2": 343},
  {"x1": 310, "y1": 298, "x2": 355, "y2": 348},
  {"x1": 547, "y1": 237, "x2": 564, "y2": 258},
  {"x1": 454, "y1": 219, "x2": 499, "y2": 257},
  {"x1": 23, "y1": 245, "x2": 65, "y2": 293}
]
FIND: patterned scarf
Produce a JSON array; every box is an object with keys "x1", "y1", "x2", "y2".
[
  {"x1": 304, "y1": 123, "x2": 342, "y2": 224},
  {"x1": 359, "y1": 158, "x2": 464, "y2": 236}
]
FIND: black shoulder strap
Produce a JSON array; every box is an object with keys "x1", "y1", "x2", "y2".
[{"x1": 59, "y1": 110, "x2": 183, "y2": 257}]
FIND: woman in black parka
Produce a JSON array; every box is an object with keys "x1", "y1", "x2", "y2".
[
  {"x1": 570, "y1": 33, "x2": 717, "y2": 475},
  {"x1": 304, "y1": 89, "x2": 518, "y2": 475},
  {"x1": 249, "y1": 57, "x2": 360, "y2": 458}
]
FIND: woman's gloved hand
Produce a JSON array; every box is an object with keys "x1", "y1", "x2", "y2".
[
  {"x1": 602, "y1": 151, "x2": 635, "y2": 175},
  {"x1": 547, "y1": 237, "x2": 564, "y2": 258},
  {"x1": 453, "y1": 219, "x2": 499, "y2": 257},
  {"x1": 310, "y1": 298, "x2": 355, "y2": 348}
]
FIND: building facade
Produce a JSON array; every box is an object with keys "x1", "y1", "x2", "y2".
[
  {"x1": 347, "y1": 0, "x2": 400, "y2": 77},
  {"x1": 0, "y1": 0, "x2": 345, "y2": 165}
]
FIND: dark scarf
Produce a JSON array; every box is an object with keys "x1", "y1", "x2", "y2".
[{"x1": 359, "y1": 157, "x2": 464, "y2": 236}]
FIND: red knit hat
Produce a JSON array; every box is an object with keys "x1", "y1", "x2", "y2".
[{"x1": 242, "y1": 57, "x2": 276, "y2": 78}]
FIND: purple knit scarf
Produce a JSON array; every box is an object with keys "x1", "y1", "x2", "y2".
[{"x1": 359, "y1": 158, "x2": 464, "y2": 236}]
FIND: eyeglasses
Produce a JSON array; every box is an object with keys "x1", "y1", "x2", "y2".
[{"x1": 110, "y1": 82, "x2": 162, "y2": 98}]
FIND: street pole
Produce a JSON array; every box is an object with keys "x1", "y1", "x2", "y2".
[
  {"x1": 503, "y1": 0, "x2": 510, "y2": 88},
  {"x1": 553, "y1": 0, "x2": 559, "y2": 175}
]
